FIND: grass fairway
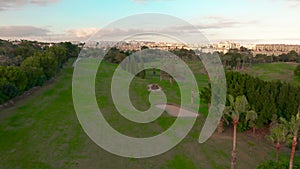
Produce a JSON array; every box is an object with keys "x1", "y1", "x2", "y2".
[
  {"x1": 0, "y1": 60, "x2": 297, "y2": 169},
  {"x1": 240, "y1": 62, "x2": 300, "y2": 85}
]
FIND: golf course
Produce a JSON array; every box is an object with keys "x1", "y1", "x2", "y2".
[{"x1": 1, "y1": 58, "x2": 299, "y2": 169}]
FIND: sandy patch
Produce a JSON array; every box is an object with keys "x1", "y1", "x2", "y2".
[{"x1": 155, "y1": 104, "x2": 198, "y2": 117}]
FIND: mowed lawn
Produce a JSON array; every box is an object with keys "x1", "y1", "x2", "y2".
[
  {"x1": 240, "y1": 62, "x2": 300, "y2": 85},
  {"x1": 0, "y1": 60, "x2": 295, "y2": 169}
]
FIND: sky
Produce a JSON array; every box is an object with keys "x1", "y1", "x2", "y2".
[{"x1": 0, "y1": 0, "x2": 300, "y2": 44}]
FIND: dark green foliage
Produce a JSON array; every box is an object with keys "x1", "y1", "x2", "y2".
[
  {"x1": 228, "y1": 72, "x2": 300, "y2": 126},
  {"x1": 21, "y1": 56, "x2": 46, "y2": 88},
  {"x1": 0, "y1": 66, "x2": 28, "y2": 92},
  {"x1": 60, "y1": 42, "x2": 80, "y2": 58},
  {"x1": 257, "y1": 160, "x2": 300, "y2": 169},
  {"x1": 294, "y1": 64, "x2": 300, "y2": 77},
  {"x1": 253, "y1": 50, "x2": 300, "y2": 63},
  {"x1": 220, "y1": 50, "x2": 300, "y2": 65},
  {"x1": 0, "y1": 82, "x2": 19, "y2": 99},
  {"x1": 202, "y1": 71, "x2": 300, "y2": 127},
  {"x1": 237, "y1": 113, "x2": 248, "y2": 132},
  {"x1": 104, "y1": 47, "x2": 127, "y2": 63},
  {"x1": 0, "y1": 39, "x2": 78, "y2": 104},
  {"x1": 222, "y1": 52, "x2": 248, "y2": 70},
  {"x1": 200, "y1": 84, "x2": 211, "y2": 103},
  {"x1": 256, "y1": 160, "x2": 287, "y2": 169},
  {"x1": 137, "y1": 70, "x2": 146, "y2": 79},
  {"x1": 171, "y1": 48, "x2": 198, "y2": 61},
  {"x1": 45, "y1": 45, "x2": 67, "y2": 69},
  {"x1": 141, "y1": 46, "x2": 149, "y2": 50}
]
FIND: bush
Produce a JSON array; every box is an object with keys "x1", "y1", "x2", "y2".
[
  {"x1": 295, "y1": 64, "x2": 300, "y2": 77},
  {"x1": 0, "y1": 82, "x2": 19, "y2": 99},
  {"x1": 0, "y1": 91, "x2": 8, "y2": 104},
  {"x1": 257, "y1": 160, "x2": 300, "y2": 169}
]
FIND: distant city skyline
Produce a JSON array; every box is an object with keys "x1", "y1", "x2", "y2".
[{"x1": 0, "y1": 0, "x2": 300, "y2": 44}]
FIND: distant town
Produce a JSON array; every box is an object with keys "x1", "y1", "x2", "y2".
[
  {"x1": 4, "y1": 39, "x2": 300, "y2": 57},
  {"x1": 86, "y1": 40, "x2": 300, "y2": 56}
]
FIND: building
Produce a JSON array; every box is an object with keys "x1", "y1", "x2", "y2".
[{"x1": 254, "y1": 44, "x2": 300, "y2": 56}]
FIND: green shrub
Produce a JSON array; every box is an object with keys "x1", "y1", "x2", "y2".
[
  {"x1": 257, "y1": 160, "x2": 300, "y2": 169},
  {"x1": 294, "y1": 64, "x2": 300, "y2": 77}
]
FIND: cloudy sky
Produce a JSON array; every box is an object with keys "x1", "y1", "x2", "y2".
[{"x1": 0, "y1": 0, "x2": 300, "y2": 44}]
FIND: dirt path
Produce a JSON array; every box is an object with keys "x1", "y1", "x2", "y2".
[{"x1": 155, "y1": 104, "x2": 198, "y2": 117}]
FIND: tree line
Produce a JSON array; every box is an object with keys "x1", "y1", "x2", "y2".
[
  {"x1": 202, "y1": 71, "x2": 300, "y2": 129},
  {"x1": 219, "y1": 49, "x2": 300, "y2": 71},
  {"x1": 0, "y1": 40, "x2": 79, "y2": 105}
]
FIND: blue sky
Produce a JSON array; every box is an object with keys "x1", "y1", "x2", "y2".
[{"x1": 0, "y1": 0, "x2": 299, "y2": 44}]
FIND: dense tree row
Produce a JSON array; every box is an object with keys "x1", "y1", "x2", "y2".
[
  {"x1": 254, "y1": 51, "x2": 300, "y2": 63},
  {"x1": 0, "y1": 41, "x2": 79, "y2": 104},
  {"x1": 202, "y1": 71, "x2": 300, "y2": 128},
  {"x1": 218, "y1": 49, "x2": 300, "y2": 71},
  {"x1": 228, "y1": 72, "x2": 300, "y2": 126},
  {"x1": 221, "y1": 52, "x2": 250, "y2": 70}
]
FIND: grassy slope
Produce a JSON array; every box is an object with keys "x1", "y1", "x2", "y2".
[
  {"x1": 0, "y1": 60, "x2": 297, "y2": 169},
  {"x1": 240, "y1": 62, "x2": 300, "y2": 85}
]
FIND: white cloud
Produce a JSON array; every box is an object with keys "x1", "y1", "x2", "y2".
[
  {"x1": 188, "y1": 16, "x2": 259, "y2": 30},
  {"x1": 0, "y1": 0, "x2": 60, "y2": 11},
  {"x1": 66, "y1": 28, "x2": 99, "y2": 39},
  {"x1": 0, "y1": 26, "x2": 50, "y2": 37},
  {"x1": 0, "y1": 26, "x2": 100, "y2": 42}
]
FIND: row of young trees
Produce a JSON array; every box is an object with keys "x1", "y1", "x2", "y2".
[
  {"x1": 0, "y1": 42, "x2": 79, "y2": 104},
  {"x1": 265, "y1": 113, "x2": 300, "y2": 169},
  {"x1": 222, "y1": 94, "x2": 300, "y2": 169}
]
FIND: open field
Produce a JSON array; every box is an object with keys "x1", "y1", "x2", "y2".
[
  {"x1": 240, "y1": 62, "x2": 300, "y2": 85},
  {"x1": 0, "y1": 60, "x2": 299, "y2": 169}
]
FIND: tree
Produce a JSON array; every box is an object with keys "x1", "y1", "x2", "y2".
[
  {"x1": 21, "y1": 56, "x2": 45, "y2": 88},
  {"x1": 0, "y1": 66, "x2": 28, "y2": 92},
  {"x1": 245, "y1": 110, "x2": 258, "y2": 136},
  {"x1": 294, "y1": 64, "x2": 300, "y2": 78},
  {"x1": 0, "y1": 80, "x2": 19, "y2": 101},
  {"x1": 114, "y1": 52, "x2": 126, "y2": 63},
  {"x1": 60, "y1": 42, "x2": 79, "y2": 58},
  {"x1": 241, "y1": 54, "x2": 248, "y2": 70},
  {"x1": 37, "y1": 52, "x2": 58, "y2": 80},
  {"x1": 268, "y1": 122, "x2": 288, "y2": 162},
  {"x1": 287, "y1": 50, "x2": 298, "y2": 62},
  {"x1": 235, "y1": 57, "x2": 241, "y2": 70},
  {"x1": 45, "y1": 45, "x2": 67, "y2": 69},
  {"x1": 281, "y1": 111, "x2": 300, "y2": 169},
  {"x1": 217, "y1": 109, "x2": 229, "y2": 134},
  {"x1": 200, "y1": 83, "x2": 211, "y2": 112},
  {"x1": 224, "y1": 94, "x2": 250, "y2": 169},
  {"x1": 141, "y1": 46, "x2": 149, "y2": 50}
]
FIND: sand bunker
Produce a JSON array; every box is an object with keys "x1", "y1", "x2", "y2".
[
  {"x1": 147, "y1": 84, "x2": 162, "y2": 92},
  {"x1": 155, "y1": 104, "x2": 198, "y2": 117}
]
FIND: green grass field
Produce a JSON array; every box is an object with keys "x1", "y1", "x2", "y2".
[
  {"x1": 240, "y1": 62, "x2": 300, "y2": 85},
  {"x1": 0, "y1": 60, "x2": 298, "y2": 169}
]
